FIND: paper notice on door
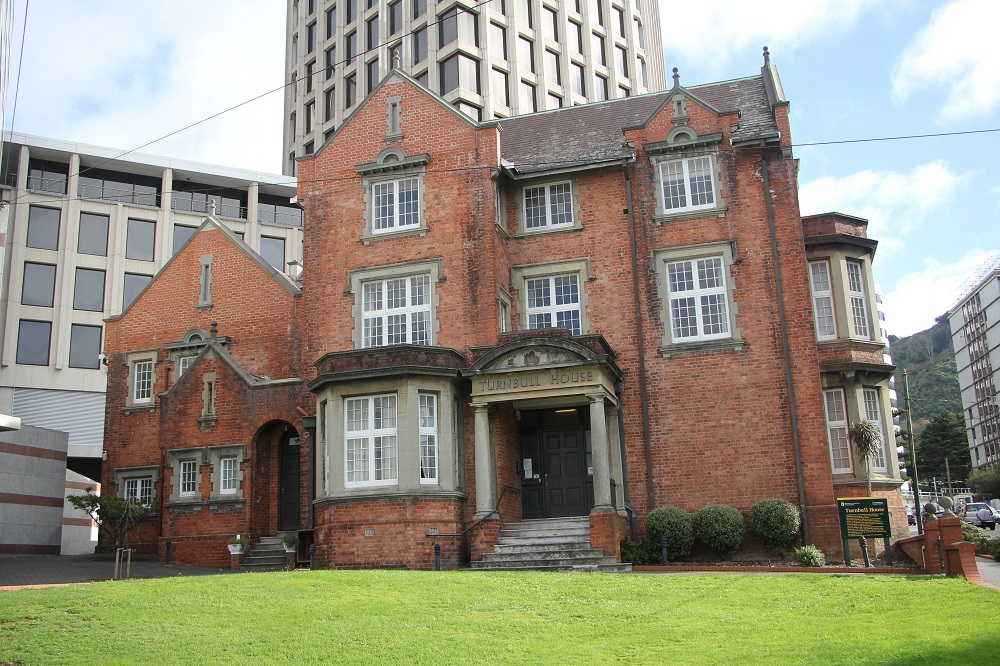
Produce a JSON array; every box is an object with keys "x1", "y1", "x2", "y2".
[{"x1": 523, "y1": 458, "x2": 533, "y2": 479}]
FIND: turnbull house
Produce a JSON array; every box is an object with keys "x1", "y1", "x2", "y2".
[{"x1": 101, "y1": 51, "x2": 903, "y2": 568}]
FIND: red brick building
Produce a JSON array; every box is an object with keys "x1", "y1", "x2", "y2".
[{"x1": 101, "y1": 53, "x2": 903, "y2": 568}]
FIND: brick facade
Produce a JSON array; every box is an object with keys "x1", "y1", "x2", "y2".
[{"x1": 101, "y1": 57, "x2": 902, "y2": 569}]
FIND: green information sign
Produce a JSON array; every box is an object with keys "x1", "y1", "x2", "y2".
[{"x1": 837, "y1": 497, "x2": 891, "y2": 539}]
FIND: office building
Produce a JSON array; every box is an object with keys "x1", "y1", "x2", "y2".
[{"x1": 282, "y1": 0, "x2": 667, "y2": 174}]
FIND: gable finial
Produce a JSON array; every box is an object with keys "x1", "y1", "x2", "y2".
[
  {"x1": 763, "y1": 46, "x2": 770, "y2": 65},
  {"x1": 672, "y1": 67, "x2": 680, "y2": 89},
  {"x1": 209, "y1": 200, "x2": 217, "y2": 217},
  {"x1": 210, "y1": 321, "x2": 218, "y2": 341},
  {"x1": 392, "y1": 49, "x2": 401, "y2": 70}
]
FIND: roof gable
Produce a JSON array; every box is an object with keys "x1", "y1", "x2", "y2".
[{"x1": 108, "y1": 213, "x2": 300, "y2": 321}]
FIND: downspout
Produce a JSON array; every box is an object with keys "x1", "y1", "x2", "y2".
[
  {"x1": 615, "y1": 380, "x2": 637, "y2": 539},
  {"x1": 623, "y1": 159, "x2": 657, "y2": 517},
  {"x1": 759, "y1": 144, "x2": 810, "y2": 544}
]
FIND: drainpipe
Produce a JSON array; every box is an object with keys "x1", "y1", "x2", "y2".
[
  {"x1": 759, "y1": 144, "x2": 810, "y2": 544},
  {"x1": 623, "y1": 159, "x2": 657, "y2": 517},
  {"x1": 615, "y1": 380, "x2": 638, "y2": 540}
]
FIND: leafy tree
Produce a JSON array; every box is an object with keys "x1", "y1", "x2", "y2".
[
  {"x1": 67, "y1": 489, "x2": 152, "y2": 551},
  {"x1": 916, "y1": 411, "x2": 971, "y2": 485},
  {"x1": 968, "y1": 467, "x2": 1000, "y2": 501}
]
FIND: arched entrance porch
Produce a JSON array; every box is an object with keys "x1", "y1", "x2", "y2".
[{"x1": 250, "y1": 420, "x2": 301, "y2": 536}]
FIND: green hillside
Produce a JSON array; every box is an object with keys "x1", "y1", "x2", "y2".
[{"x1": 889, "y1": 314, "x2": 962, "y2": 434}]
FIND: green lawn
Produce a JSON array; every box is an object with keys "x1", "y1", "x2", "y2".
[{"x1": 0, "y1": 571, "x2": 995, "y2": 665}]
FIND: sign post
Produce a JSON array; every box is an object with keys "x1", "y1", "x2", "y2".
[{"x1": 837, "y1": 497, "x2": 893, "y2": 567}]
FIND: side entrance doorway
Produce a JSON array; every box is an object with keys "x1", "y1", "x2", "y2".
[
  {"x1": 520, "y1": 408, "x2": 594, "y2": 519},
  {"x1": 278, "y1": 432, "x2": 301, "y2": 532}
]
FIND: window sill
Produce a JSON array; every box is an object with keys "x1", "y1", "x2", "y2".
[
  {"x1": 123, "y1": 404, "x2": 156, "y2": 414},
  {"x1": 207, "y1": 497, "x2": 246, "y2": 507},
  {"x1": 166, "y1": 499, "x2": 202, "y2": 509},
  {"x1": 361, "y1": 225, "x2": 427, "y2": 245},
  {"x1": 512, "y1": 224, "x2": 583, "y2": 239},
  {"x1": 653, "y1": 206, "x2": 728, "y2": 225},
  {"x1": 316, "y1": 489, "x2": 468, "y2": 506},
  {"x1": 831, "y1": 474, "x2": 904, "y2": 488},
  {"x1": 659, "y1": 338, "x2": 745, "y2": 358},
  {"x1": 198, "y1": 415, "x2": 218, "y2": 426}
]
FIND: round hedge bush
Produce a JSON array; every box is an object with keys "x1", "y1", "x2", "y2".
[
  {"x1": 692, "y1": 504, "x2": 745, "y2": 560},
  {"x1": 749, "y1": 498, "x2": 801, "y2": 556},
  {"x1": 645, "y1": 506, "x2": 694, "y2": 561}
]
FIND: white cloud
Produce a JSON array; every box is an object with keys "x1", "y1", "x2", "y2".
[
  {"x1": 883, "y1": 250, "x2": 1000, "y2": 336},
  {"x1": 659, "y1": 0, "x2": 879, "y2": 72},
  {"x1": 4, "y1": 1, "x2": 286, "y2": 173},
  {"x1": 892, "y1": 0, "x2": 1000, "y2": 119},
  {"x1": 798, "y1": 161, "x2": 962, "y2": 255}
]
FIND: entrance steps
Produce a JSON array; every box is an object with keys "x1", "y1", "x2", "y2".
[
  {"x1": 241, "y1": 535, "x2": 289, "y2": 572},
  {"x1": 469, "y1": 517, "x2": 631, "y2": 573}
]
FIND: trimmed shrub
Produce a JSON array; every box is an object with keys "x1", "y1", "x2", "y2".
[
  {"x1": 619, "y1": 538, "x2": 662, "y2": 566},
  {"x1": 962, "y1": 522, "x2": 992, "y2": 555},
  {"x1": 749, "y1": 498, "x2": 801, "y2": 556},
  {"x1": 645, "y1": 506, "x2": 694, "y2": 561},
  {"x1": 692, "y1": 504, "x2": 745, "y2": 560},
  {"x1": 795, "y1": 544, "x2": 825, "y2": 567}
]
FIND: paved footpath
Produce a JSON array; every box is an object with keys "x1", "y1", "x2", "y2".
[
  {"x1": 0, "y1": 554, "x2": 232, "y2": 590},
  {"x1": 976, "y1": 556, "x2": 1000, "y2": 590}
]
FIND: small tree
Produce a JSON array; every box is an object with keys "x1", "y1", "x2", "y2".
[
  {"x1": 67, "y1": 489, "x2": 152, "y2": 551},
  {"x1": 848, "y1": 420, "x2": 884, "y2": 497}
]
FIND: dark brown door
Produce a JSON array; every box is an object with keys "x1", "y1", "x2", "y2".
[
  {"x1": 542, "y1": 430, "x2": 587, "y2": 518},
  {"x1": 279, "y1": 435, "x2": 300, "y2": 531}
]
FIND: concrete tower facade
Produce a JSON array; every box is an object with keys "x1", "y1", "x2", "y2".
[{"x1": 282, "y1": 0, "x2": 667, "y2": 174}]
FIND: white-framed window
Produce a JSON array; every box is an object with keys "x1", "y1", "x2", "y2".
[
  {"x1": 372, "y1": 177, "x2": 419, "y2": 233},
  {"x1": 846, "y1": 260, "x2": 870, "y2": 340},
  {"x1": 133, "y1": 360, "x2": 153, "y2": 404},
  {"x1": 823, "y1": 389, "x2": 852, "y2": 474},
  {"x1": 664, "y1": 256, "x2": 730, "y2": 342},
  {"x1": 362, "y1": 274, "x2": 432, "y2": 346},
  {"x1": 220, "y1": 457, "x2": 238, "y2": 494},
  {"x1": 345, "y1": 394, "x2": 398, "y2": 487},
  {"x1": 808, "y1": 260, "x2": 837, "y2": 340},
  {"x1": 178, "y1": 355, "x2": 195, "y2": 378},
  {"x1": 525, "y1": 274, "x2": 581, "y2": 335},
  {"x1": 499, "y1": 300, "x2": 509, "y2": 333},
  {"x1": 523, "y1": 182, "x2": 573, "y2": 230},
  {"x1": 179, "y1": 460, "x2": 198, "y2": 496},
  {"x1": 659, "y1": 157, "x2": 715, "y2": 213},
  {"x1": 863, "y1": 388, "x2": 887, "y2": 472},
  {"x1": 419, "y1": 393, "x2": 438, "y2": 484},
  {"x1": 123, "y1": 476, "x2": 153, "y2": 506}
]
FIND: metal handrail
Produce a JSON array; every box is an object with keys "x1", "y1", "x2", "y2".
[{"x1": 426, "y1": 484, "x2": 522, "y2": 539}]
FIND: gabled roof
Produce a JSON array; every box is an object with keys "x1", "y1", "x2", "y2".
[
  {"x1": 496, "y1": 75, "x2": 780, "y2": 175},
  {"x1": 163, "y1": 337, "x2": 301, "y2": 398},
  {"x1": 107, "y1": 214, "x2": 300, "y2": 322}
]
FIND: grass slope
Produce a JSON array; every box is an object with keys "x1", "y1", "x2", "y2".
[{"x1": 0, "y1": 570, "x2": 995, "y2": 665}]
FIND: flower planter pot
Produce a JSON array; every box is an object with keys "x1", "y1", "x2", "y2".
[{"x1": 228, "y1": 544, "x2": 244, "y2": 555}]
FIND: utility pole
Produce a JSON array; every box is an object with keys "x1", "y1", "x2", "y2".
[{"x1": 904, "y1": 370, "x2": 923, "y2": 534}]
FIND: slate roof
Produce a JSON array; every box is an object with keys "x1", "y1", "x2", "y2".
[{"x1": 496, "y1": 75, "x2": 778, "y2": 174}]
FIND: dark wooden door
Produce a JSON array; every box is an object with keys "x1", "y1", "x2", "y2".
[
  {"x1": 279, "y1": 435, "x2": 300, "y2": 531},
  {"x1": 542, "y1": 430, "x2": 587, "y2": 518}
]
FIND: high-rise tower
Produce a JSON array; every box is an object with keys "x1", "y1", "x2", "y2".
[{"x1": 282, "y1": 0, "x2": 666, "y2": 174}]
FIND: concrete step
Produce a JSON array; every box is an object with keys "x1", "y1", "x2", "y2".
[
  {"x1": 468, "y1": 562, "x2": 632, "y2": 573},
  {"x1": 494, "y1": 534, "x2": 593, "y2": 547},
  {"x1": 493, "y1": 541, "x2": 595, "y2": 554},
  {"x1": 479, "y1": 552, "x2": 618, "y2": 566},
  {"x1": 499, "y1": 525, "x2": 592, "y2": 538},
  {"x1": 240, "y1": 562, "x2": 285, "y2": 572}
]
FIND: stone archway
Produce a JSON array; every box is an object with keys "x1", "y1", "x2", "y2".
[{"x1": 250, "y1": 420, "x2": 301, "y2": 535}]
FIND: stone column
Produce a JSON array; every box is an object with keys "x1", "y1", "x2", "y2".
[
  {"x1": 588, "y1": 393, "x2": 613, "y2": 512},
  {"x1": 473, "y1": 402, "x2": 496, "y2": 518}
]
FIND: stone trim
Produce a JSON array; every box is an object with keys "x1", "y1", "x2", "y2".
[
  {"x1": 125, "y1": 348, "x2": 159, "y2": 410},
  {"x1": 512, "y1": 177, "x2": 583, "y2": 237},
  {"x1": 510, "y1": 258, "x2": 593, "y2": 334},
  {"x1": 346, "y1": 259, "x2": 444, "y2": 349},
  {"x1": 207, "y1": 444, "x2": 247, "y2": 501},
  {"x1": 648, "y1": 136, "x2": 727, "y2": 221},
  {"x1": 166, "y1": 448, "x2": 205, "y2": 505},
  {"x1": 652, "y1": 241, "x2": 742, "y2": 351}
]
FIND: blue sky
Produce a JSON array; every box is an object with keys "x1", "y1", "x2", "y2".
[{"x1": 2, "y1": 0, "x2": 997, "y2": 336}]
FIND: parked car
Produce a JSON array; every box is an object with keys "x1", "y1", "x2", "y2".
[{"x1": 961, "y1": 502, "x2": 999, "y2": 530}]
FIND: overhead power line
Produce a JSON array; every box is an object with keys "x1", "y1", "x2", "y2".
[{"x1": 792, "y1": 127, "x2": 1000, "y2": 147}]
